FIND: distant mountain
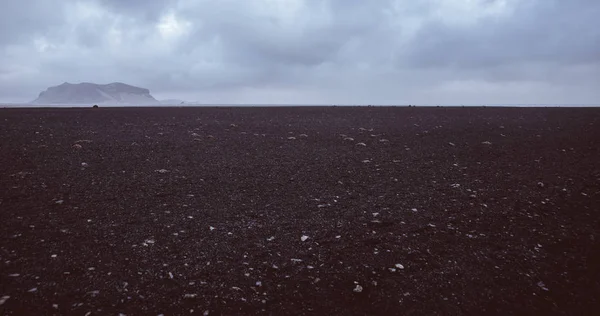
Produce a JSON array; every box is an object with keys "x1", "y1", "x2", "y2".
[{"x1": 32, "y1": 82, "x2": 159, "y2": 105}]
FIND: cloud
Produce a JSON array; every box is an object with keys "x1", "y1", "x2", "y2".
[{"x1": 0, "y1": 0, "x2": 598, "y2": 104}]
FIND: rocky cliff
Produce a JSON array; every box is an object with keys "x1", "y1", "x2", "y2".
[{"x1": 32, "y1": 82, "x2": 159, "y2": 105}]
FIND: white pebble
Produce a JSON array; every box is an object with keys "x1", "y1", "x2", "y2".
[
  {"x1": 0, "y1": 296, "x2": 9, "y2": 305},
  {"x1": 300, "y1": 235, "x2": 309, "y2": 242},
  {"x1": 395, "y1": 264, "x2": 405, "y2": 269},
  {"x1": 353, "y1": 284, "x2": 363, "y2": 293}
]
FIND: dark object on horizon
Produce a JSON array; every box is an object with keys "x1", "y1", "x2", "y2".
[{"x1": 93, "y1": 104, "x2": 99, "y2": 109}]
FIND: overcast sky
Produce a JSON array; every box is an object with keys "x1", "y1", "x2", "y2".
[{"x1": 1, "y1": 0, "x2": 599, "y2": 104}]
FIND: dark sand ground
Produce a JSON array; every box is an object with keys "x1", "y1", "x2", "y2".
[{"x1": 0, "y1": 106, "x2": 599, "y2": 315}]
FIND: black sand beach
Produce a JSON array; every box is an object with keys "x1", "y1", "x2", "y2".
[{"x1": 1, "y1": 106, "x2": 599, "y2": 315}]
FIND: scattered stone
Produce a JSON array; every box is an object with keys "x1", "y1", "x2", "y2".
[
  {"x1": 537, "y1": 281, "x2": 549, "y2": 291},
  {"x1": 184, "y1": 293, "x2": 198, "y2": 299},
  {"x1": 448, "y1": 142, "x2": 456, "y2": 146},
  {"x1": 482, "y1": 141, "x2": 492, "y2": 145},
  {"x1": 353, "y1": 284, "x2": 363, "y2": 293},
  {"x1": 72, "y1": 144, "x2": 83, "y2": 149},
  {"x1": 28, "y1": 287, "x2": 38, "y2": 293},
  {"x1": 301, "y1": 235, "x2": 309, "y2": 242},
  {"x1": 209, "y1": 226, "x2": 215, "y2": 231},
  {"x1": 267, "y1": 236, "x2": 275, "y2": 241},
  {"x1": 395, "y1": 263, "x2": 405, "y2": 269},
  {"x1": 356, "y1": 142, "x2": 367, "y2": 146},
  {"x1": 0, "y1": 296, "x2": 9, "y2": 306},
  {"x1": 81, "y1": 162, "x2": 88, "y2": 167},
  {"x1": 155, "y1": 169, "x2": 169, "y2": 174}
]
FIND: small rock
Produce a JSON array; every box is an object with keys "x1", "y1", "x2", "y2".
[
  {"x1": 28, "y1": 287, "x2": 38, "y2": 293},
  {"x1": 72, "y1": 144, "x2": 83, "y2": 149},
  {"x1": 537, "y1": 281, "x2": 549, "y2": 291},
  {"x1": 395, "y1": 263, "x2": 405, "y2": 269},
  {"x1": 353, "y1": 284, "x2": 363, "y2": 293},
  {"x1": 266, "y1": 236, "x2": 275, "y2": 241},
  {"x1": 184, "y1": 293, "x2": 198, "y2": 299},
  {"x1": 256, "y1": 281, "x2": 262, "y2": 287},
  {"x1": 482, "y1": 141, "x2": 492, "y2": 145},
  {"x1": 155, "y1": 169, "x2": 169, "y2": 174},
  {"x1": 301, "y1": 235, "x2": 309, "y2": 242},
  {"x1": 411, "y1": 208, "x2": 418, "y2": 212},
  {"x1": 356, "y1": 142, "x2": 367, "y2": 146},
  {"x1": 448, "y1": 142, "x2": 456, "y2": 146},
  {"x1": 209, "y1": 226, "x2": 215, "y2": 231},
  {"x1": 81, "y1": 162, "x2": 88, "y2": 167},
  {"x1": 0, "y1": 296, "x2": 9, "y2": 305}
]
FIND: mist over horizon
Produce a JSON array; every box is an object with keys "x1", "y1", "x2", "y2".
[{"x1": 1, "y1": 0, "x2": 599, "y2": 105}]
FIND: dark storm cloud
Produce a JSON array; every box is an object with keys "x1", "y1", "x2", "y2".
[{"x1": 0, "y1": 0, "x2": 598, "y2": 104}]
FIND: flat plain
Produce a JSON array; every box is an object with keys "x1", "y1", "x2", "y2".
[{"x1": 0, "y1": 106, "x2": 599, "y2": 315}]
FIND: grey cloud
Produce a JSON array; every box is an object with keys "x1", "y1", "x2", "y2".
[{"x1": 0, "y1": 0, "x2": 598, "y2": 104}]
